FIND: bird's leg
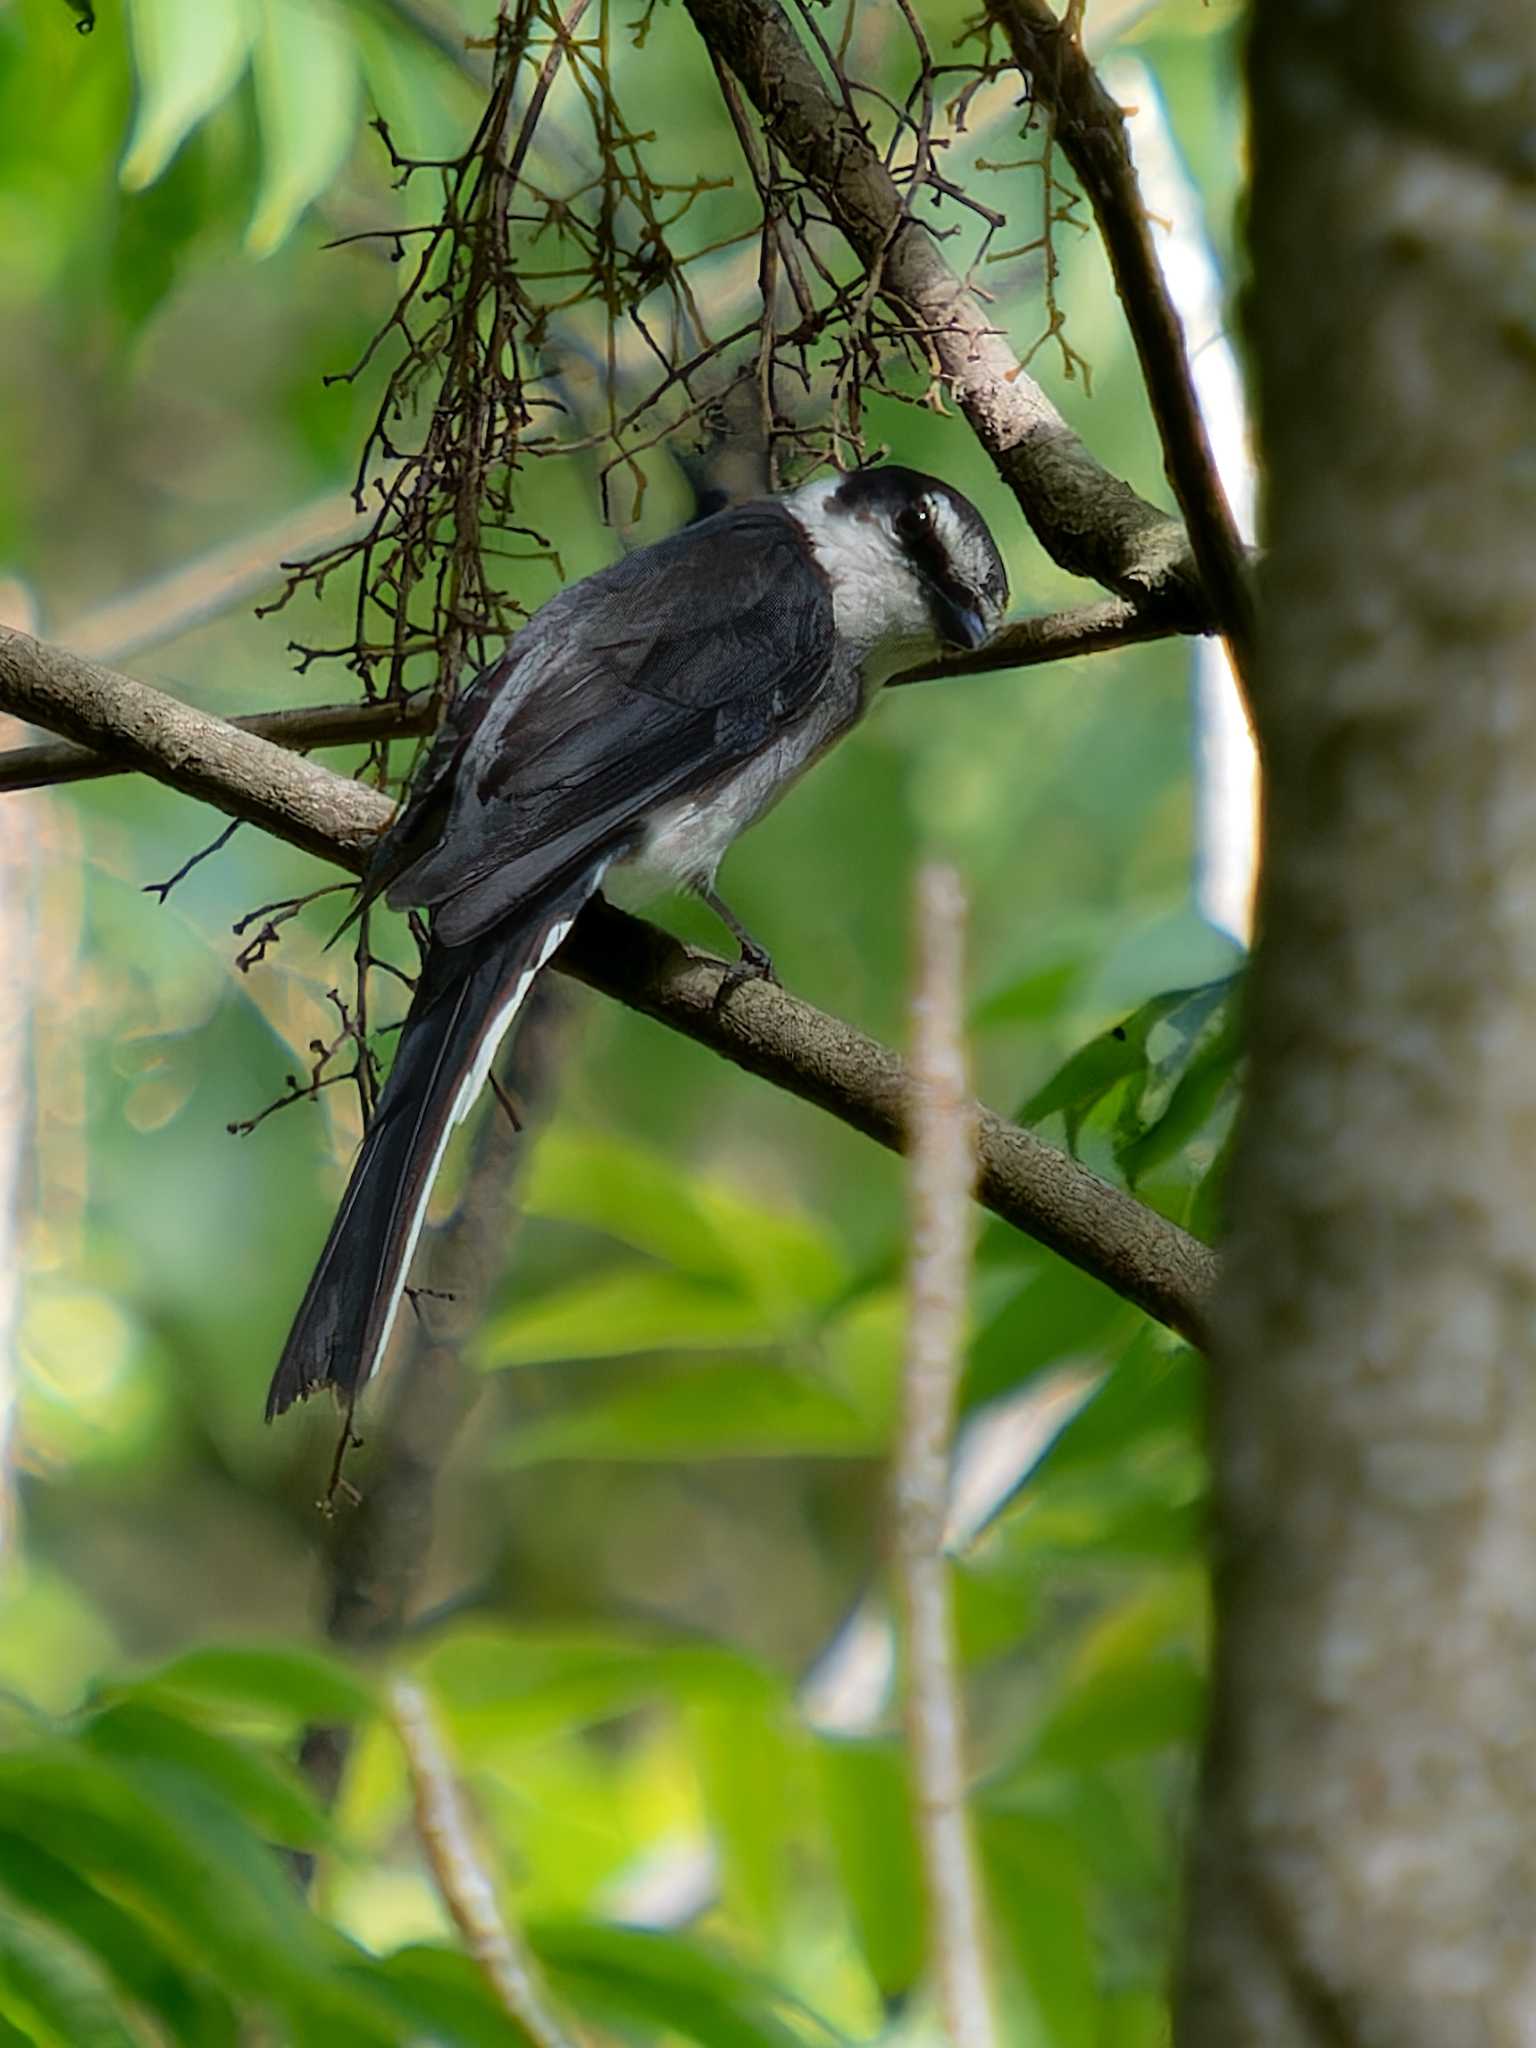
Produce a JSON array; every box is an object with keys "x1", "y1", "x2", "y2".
[{"x1": 696, "y1": 883, "x2": 778, "y2": 1006}]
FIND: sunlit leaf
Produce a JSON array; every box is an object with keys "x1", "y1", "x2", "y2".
[
  {"x1": 980, "y1": 1810, "x2": 1097, "y2": 2048},
  {"x1": 247, "y1": 0, "x2": 359, "y2": 256},
  {"x1": 116, "y1": 1644, "x2": 376, "y2": 1726},
  {"x1": 0, "y1": 1911, "x2": 139, "y2": 2048},
  {"x1": 357, "y1": 1945, "x2": 542, "y2": 2047},
  {"x1": 421, "y1": 1628, "x2": 783, "y2": 1751},
  {"x1": 81, "y1": 1701, "x2": 337, "y2": 1853},
  {"x1": 481, "y1": 1267, "x2": 776, "y2": 1368},
  {"x1": 689, "y1": 1696, "x2": 797, "y2": 1940},
  {"x1": 498, "y1": 1359, "x2": 881, "y2": 1465},
  {"x1": 531, "y1": 1922, "x2": 829, "y2": 2048},
  {"x1": 121, "y1": 0, "x2": 255, "y2": 190},
  {"x1": 1030, "y1": 1652, "x2": 1204, "y2": 1771},
  {"x1": 0, "y1": 1830, "x2": 238, "y2": 2046},
  {"x1": 523, "y1": 1129, "x2": 848, "y2": 1310},
  {"x1": 814, "y1": 1738, "x2": 924, "y2": 2002}
]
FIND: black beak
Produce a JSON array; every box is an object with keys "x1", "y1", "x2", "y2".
[{"x1": 928, "y1": 583, "x2": 989, "y2": 651}]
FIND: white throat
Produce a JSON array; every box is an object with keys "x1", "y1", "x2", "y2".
[{"x1": 784, "y1": 477, "x2": 936, "y2": 671}]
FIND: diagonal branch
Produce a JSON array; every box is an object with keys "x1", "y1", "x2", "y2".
[
  {"x1": 683, "y1": 0, "x2": 1212, "y2": 627},
  {"x1": 984, "y1": 0, "x2": 1258, "y2": 701},
  {"x1": 0, "y1": 622, "x2": 1216, "y2": 1346}
]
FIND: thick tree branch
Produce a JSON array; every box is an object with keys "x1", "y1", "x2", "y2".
[
  {"x1": 684, "y1": 0, "x2": 1212, "y2": 627},
  {"x1": 0, "y1": 624, "x2": 1216, "y2": 1346},
  {"x1": 985, "y1": 0, "x2": 1257, "y2": 700}
]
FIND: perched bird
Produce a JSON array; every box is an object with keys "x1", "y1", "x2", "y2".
[{"x1": 266, "y1": 464, "x2": 1008, "y2": 1420}]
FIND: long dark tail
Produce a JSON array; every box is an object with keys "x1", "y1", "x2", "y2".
[{"x1": 265, "y1": 881, "x2": 592, "y2": 1420}]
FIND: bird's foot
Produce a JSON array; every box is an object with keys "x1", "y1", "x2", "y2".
[{"x1": 714, "y1": 934, "x2": 778, "y2": 1012}]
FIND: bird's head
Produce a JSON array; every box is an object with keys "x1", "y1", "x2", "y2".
[{"x1": 788, "y1": 464, "x2": 1010, "y2": 657}]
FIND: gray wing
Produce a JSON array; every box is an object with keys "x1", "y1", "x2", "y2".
[{"x1": 362, "y1": 504, "x2": 834, "y2": 946}]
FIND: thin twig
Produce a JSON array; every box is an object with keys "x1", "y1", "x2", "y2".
[
  {"x1": 392, "y1": 1678, "x2": 584, "y2": 2048},
  {"x1": 0, "y1": 694, "x2": 436, "y2": 794},
  {"x1": 894, "y1": 865, "x2": 998, "y2": 2048},
  {"x1": 0, "y1": 597, "x2": 1182, "y2": 796},
  {"x1": 985, "y1": 0, "x2": 1258, "y2": 707},
  {"x1": 684, "y1": 0, "x2": 1214, "y2": 623}
]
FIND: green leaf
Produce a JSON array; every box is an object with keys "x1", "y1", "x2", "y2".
[
  {"x1": 117, "y1": 1642, "x2": 376, "y2": 1725},
  {"x1": 247, "y1": 0, "x2": 359, "y2": 256},
  {"x1": 963, "y1": 1259, "x2": 1131, "y2": 1413},
  {"x1": 1113, "y1": 978, "x2": 1242, "y2": 1186},
  {"x1": 689, "y1": 1696, "x2": 796, "y2": 1939},
  {"x1": 0, "y1": 1830, "x2": 236, "y2": 2046},
  {"x1": 422, "y1": 1628, "x2": 782, "y2": 1747},
  {"x1": 0, "y1": 1912, "x2": 140, "y2": 2048},
  {"x1": 531, "y1": 1922, "x2": 828, "y2": 2048},
  {"x1": 523, "y1": 1129, "x2": 848, "y2": 1310},
  {"x1": 814, "y1": 1738, "x2": 925, "y2": 2002},
  {"x1": 980, "y1": 1810, "x2": 1098, "y2": 2048},
  {"x1": 1018, "y1": 988, "x2": 1193, "y2": 1145},
  {"x1": 81, "y1": 1701, "x2": 336, "y2": 1852},
  {"x1": 1029, "y1": 1652, "x2": 1204, "y2": 1770},
  {"x1": 481, "y1": 1268, "x2": 776, "y2": 1368},
  {"x1": 1019, "y1": 976, "x2": 1241, "y2": 1168},
  {"x1": 359, "y1": 1946, "x2": 542, "y2": 2048},
  {"x1": 121, "y1": 0, "x2": 255, "y2": 190},
  {"x1": 0, "y1": 1742, "x2": 343, "y2": 2006},
  {"x1": 499, "y1": 1360, "x2": 881, "y2": 1465},
  {"x1": 1042, "y1": 1329, "x2": 1201, "y2": 1474}
]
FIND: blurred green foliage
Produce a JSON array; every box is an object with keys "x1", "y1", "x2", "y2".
[{"x1": 4, "y1": 0, "x2": 1243, "y2": 2037}]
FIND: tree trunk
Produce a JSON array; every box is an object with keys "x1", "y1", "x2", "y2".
[{"x1": 1178, "y1": 6, "x2": 1536, "y2": 2043}]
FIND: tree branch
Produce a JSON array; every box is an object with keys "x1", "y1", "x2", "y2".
[
  {"x1": 984, "y1": 0, "x2": 1258, "y2": 700},
  {"x1": 0, "y1": 696, "x2": 436, "y2": 794},
  {"x1": 683, "y1": 0, "x2": 1213, "y2": 627},
  {"x1": 0, "y1": 623, "x2": 1216, "y2": 1346}
]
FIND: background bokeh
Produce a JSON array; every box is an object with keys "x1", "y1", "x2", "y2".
[{"x1": 2, "y1": 0, "x2": 1243, "y2": 2039}]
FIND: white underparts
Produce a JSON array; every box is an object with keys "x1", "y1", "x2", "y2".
[{"x1": 364, "y1": 901, "x2": 586, "y2": 1389}]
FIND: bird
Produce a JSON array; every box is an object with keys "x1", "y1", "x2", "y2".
[{"x1": 265, "y1": 463, "x2": 1009, "y2": 1421}]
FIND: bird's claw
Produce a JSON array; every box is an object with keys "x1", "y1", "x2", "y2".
[{"x1": 714, "y1": 940, "x2": 778, "y2": 1012}]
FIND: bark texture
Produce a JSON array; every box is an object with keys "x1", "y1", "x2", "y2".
[
  {"x1": 685, "y1": 0, "x2": 1209, "y2": 622},
  {"x1": 1179, "y1": 7, "x2": 1536, "y2": 2044}
]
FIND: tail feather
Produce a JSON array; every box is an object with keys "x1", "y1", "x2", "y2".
[{"x1": 265, "y1": 881, "x2": 592, "y2": 1420}]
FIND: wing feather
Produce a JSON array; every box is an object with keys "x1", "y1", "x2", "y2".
[{"x1": 372, "y1": 503, "x2": 833, "y2": 943}]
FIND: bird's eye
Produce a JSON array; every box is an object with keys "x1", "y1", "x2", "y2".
[{"x1": 899, "y1": 498, "x2": 935, "y2": 541}]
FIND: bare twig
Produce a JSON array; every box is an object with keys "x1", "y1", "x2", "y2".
[
  {"x1": 893, "y1": 592, "x2": 1184, "y2": 684},
  {"x1": 985, "y1": 0, "x2": 1258, "y2": 701},
  {"x1": 0, "y1": 598, "x2": 1181, "y2": 797},
  {"x1": 894, "y1": 865, "x2": 997, "y2": 2048},
  {"x1": 392, "y1": 1677, "x2": 584, "y2": 2048},
  {"x1": 0, "y1": 628, "x2": 1218, "y2": 1344},
  {"x1": 684, "y1": 0, "x2": 1213, "y2": 624}
]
